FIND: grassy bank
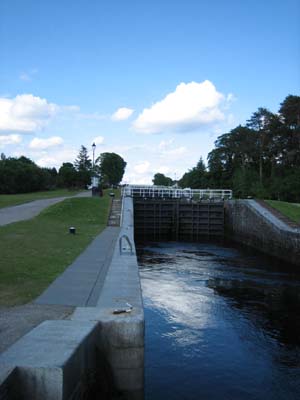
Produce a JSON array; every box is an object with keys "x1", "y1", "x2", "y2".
[
  {"x1": 0, "y1": 192, "x2": 112, "y2": 306},
  {"x1": 265, "y1": 200, "x2": 300, "y2": 224},
  {"x1": 0, "y1": 189, "x2": 83, "y2": 209}
]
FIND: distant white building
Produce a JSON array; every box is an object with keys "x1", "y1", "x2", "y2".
[{"x1": 92, "y1": 176, "x2": 99, "y2": 187}]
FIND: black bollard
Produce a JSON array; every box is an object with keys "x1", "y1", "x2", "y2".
[{"x1": 69, "y1": 227, "x2": 76, "y2": 234}]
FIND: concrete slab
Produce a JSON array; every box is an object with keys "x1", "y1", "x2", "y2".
[
  {"x1": 0, "y1": 320, "x2": 98, "y2": 400},
  {"x1": 35, "y1": 227, "x2": 120, "y2": 307},
  {"x1": 0, "y1": 304, "x2": 74, "y2": 354}
]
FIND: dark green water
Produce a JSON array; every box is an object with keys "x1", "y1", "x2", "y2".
[{"x1": 137, "y1": 241, "x2": 300, "y2": 400}]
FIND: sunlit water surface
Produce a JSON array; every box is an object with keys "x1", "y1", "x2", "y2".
[{"x1": 137, "y1": 242, "x2": 300, "y2": 400}]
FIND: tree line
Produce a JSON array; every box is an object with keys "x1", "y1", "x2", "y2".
[
  {"x1": 0, "y1": 147, "x2": 126, "y2": 194},
  {"x1": 153, "y1": 94, "x2": 300, "y2": 202}
]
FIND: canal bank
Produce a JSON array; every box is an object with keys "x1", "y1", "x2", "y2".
[
  {"x1": 225, "y1": 200, "x2": 300, "y2": 267},
  {"x1": 0, "y1": 196, "x2": 144, "y2": 400}
]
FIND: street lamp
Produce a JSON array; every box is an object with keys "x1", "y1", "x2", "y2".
[
  {"x1": 92, "y1": 142, "x2": 96, "y2": 171},
  {"x1": 91, "y1": 143, "x2": 97, "y2": 195}
]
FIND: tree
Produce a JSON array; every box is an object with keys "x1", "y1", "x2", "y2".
[
  {"x1": 152, "y1": 173, "x2": 173, "y2": 186},
  {"x1": 278, "y1": 95, "x2": 300, "y2": 169},
  {"x1": 179, "y1": 157, "x2": 208, "y2": 188},
  {"x1": 74, "y1": 146, "x2": 92, "y2": 188},
  {"x1": 0, "y1": 155, "x2": 53, "y2": 194},
  {"x1": 246, "y1": 108, "x2": 279, "y2": 185},
  {"x1": 279, "y1": 95, "x2": 300, "y2": 129},
  {"x1": 96, "y1": 152, "x2": 126, "y2": 186},
  {"x1": 74, "y1": 146, "x2": 92, "y2": 171},
  {"x1": 58, "y1": 163, "x2": 77, "y2": 188}
]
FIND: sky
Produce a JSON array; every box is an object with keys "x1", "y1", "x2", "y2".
[{"x1": 0, "y1": 0, "x2": 299, "y2": 184}]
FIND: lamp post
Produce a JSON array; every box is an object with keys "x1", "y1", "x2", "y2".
[
  {"x1": 91, "y1": 142, "x2": 96, "y2": 195},
  {"x1": 92, "y1": 142, "x2": 96, "y2": 172}
]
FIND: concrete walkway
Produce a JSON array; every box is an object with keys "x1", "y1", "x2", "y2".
[
  {"x1": 0, "y1": 191, "x2": 91, "y2": 226},
  {"x1": 35, "y1": 226, "x2": 120, "y2": 307}
]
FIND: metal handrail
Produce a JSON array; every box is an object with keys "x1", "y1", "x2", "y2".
[
  {"x1": 119, "y1": 190, "x2": 125, "y2": 227},
  {"x1": 119, "y1": 234, "x2": 133, "y2": 255},
  {"x1": 122, "y1": 185, "x2": 232, "y2": 199}
]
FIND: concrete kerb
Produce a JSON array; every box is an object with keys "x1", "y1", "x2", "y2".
[{"x1": 0, "y1": 195, "x2": 144, "y2": 400}]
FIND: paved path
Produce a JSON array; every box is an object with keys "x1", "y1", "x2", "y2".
[
  {"x1": 0, "y1": 191, "x2": 91, "y2": 226},
  {"x1": 35, "y1": 226, "x2": 120, "y2": 307}
]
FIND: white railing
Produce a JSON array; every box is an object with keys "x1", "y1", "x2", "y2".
[{"x1": 122, "y1": 185, "x2": 232, "y2": 200}]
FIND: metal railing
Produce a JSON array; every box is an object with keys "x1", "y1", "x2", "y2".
[
  {"x1": 122, "y1": 185, "x2": 232, "y2": 200},
  {"x1": 119, "y1": 234, "x2": 134, "y2": 255}
]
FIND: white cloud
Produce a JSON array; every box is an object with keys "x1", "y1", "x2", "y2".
[
  {"x1": 158, "y1": 139, "x2": 174, "y2": 150},
  {"x1": 157, "y1": 138, "x2": 188, "y2": 158},
  {"x1": 157, "y1": 165, "x2": 172, "y2": 175},
  {"x1": 161, "y1": 145, "x2": 187, "y2": 157},
  {"x1": 34, "y1": 147, "x2": 77, "y2": 169},
  {"x1": 226, "y1": 93, "x2": 236, "y2": 103},
  {"x1": 125, "y1": 160, "x2": 175, "y2": 185},
  {"x1": 133, "y1": 161, "x2": 151, "y2": 174},
  {"x1": 0, "y1": 134, "x2": 22, "y2": 147},
  {"x1": 123, "y1": 170, "x2": 154, "y2": 185},
  {"x1": 0, "y1": 94, "x2": 58, "y2": 133},
  {"x1": 35, "y1": 155, "x2": 60, "y2": 168},
  {"x1": 133, "y1": 80, "x2": 229, "y2": 134},
  {"x1": 112, "y1": 107, "x2": 134, "y2": 121},
  {"x1": 92, "y1": 136, "x2": 104, "y2": 145},
  {"x1": 29, "y1": 136, "x2": 64, "y2": 150}
]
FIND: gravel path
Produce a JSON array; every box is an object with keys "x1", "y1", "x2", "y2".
[{"x1": 0, "y1": 191, "x2": 91, "y2": 226}]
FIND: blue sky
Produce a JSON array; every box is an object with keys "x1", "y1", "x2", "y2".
[{"x1": 0, "y1": 0, "x2": 299, "y2": 183}]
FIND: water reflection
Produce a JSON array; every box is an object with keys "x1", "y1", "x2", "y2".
[
  {"x1": 138, "y1": 242, "x2": 300, "y2": 400},
  {"x1": 141, "y1": 273, "x2": 215, "y2": 346}
]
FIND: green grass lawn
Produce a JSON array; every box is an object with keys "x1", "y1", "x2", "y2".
[
  {"x1": 0, "y1": 189, "x2": 84, "y2": 209},
  {"x1": 265, "y1": 200, "x2": 300, "y2": 224},
  {"x1": 0, "y1": 192, "x2": 112, "y2": 306}
]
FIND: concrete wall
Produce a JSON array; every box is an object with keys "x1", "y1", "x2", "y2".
[
  {"x1": 72, "y1": 197, "x2": 144, "y2": 399},
  {"x1": 225, "y1": 200, "x2": 300, "y2": 266},
  {"x1": 0, "y1": 197, "x2": 144, "y2": 400},
  {"x1": 0, "y1": 320, "x2": 100, "y2": 400}
]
